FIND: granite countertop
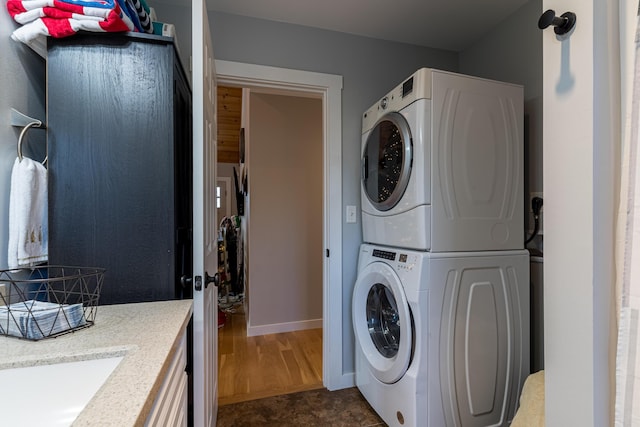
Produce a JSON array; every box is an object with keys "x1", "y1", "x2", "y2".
[{"x1": 0, "y1": 299, "x2": 193, "y2": 426}]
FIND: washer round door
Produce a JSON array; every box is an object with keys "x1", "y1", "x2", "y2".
[
  {"x1": 352, "y1": 261, "x2": 412, "y2": 384},
  {"x1": 362, "y1": 112, "x2": 413, "y2": 211}
]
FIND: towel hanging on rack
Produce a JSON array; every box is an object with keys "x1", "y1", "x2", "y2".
[
  {"x1": 7, "y1": 118, "x2": 48, "y2": 268},
  {"x1": 8, "y1": 157, "x2": 48, "y2": 268}
]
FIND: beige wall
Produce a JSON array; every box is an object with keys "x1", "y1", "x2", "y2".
[
  {"x1": 217, "y1": 162, "x2": 240, "y2": 218},
  {"x1": 247, "y1": 92, "x2": 323, "y2": 333}
]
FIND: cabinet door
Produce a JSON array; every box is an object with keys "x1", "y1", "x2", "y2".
[
  {"x1": 174, "y1": 59, "x2": 194, "y2": 301},
  {"x1": 47, "y1": 36, "x2": 178, "y2": 304},
  {"x1": 146, "y1": 331, "x2": 188, "y2": 426}
]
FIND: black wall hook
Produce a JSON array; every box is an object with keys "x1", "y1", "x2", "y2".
[{"x1": 538, "y1": 9, "x2": 576, "y2": 35}]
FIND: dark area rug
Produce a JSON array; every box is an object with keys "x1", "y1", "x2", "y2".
[{"x1": 216, "y1": 387, "x2": 386, "y2": 426}]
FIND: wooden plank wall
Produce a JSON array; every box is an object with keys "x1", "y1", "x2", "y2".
[{"x1": 217, "y1": 86, "x2": 242, "y2": 164}]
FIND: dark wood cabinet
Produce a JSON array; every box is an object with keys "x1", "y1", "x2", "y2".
[{"x1": 47, "y1": 33, "x2": 193, "y2": 305}]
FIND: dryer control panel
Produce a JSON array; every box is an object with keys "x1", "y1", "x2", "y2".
[{"x1": 362, "y1": 67, "x2": 433, "y2": 133}]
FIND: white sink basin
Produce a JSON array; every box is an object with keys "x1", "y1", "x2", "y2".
[{"x1": 0, "y1": 356, "x2": 124, "y2": 426}]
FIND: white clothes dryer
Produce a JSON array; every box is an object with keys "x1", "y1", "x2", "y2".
[
  {"x1": 352, "y1": 243, "x2": 530, "y2": 427},
  {"x1": 361, "y1": 68, "x2": 524, "y2": 251}
]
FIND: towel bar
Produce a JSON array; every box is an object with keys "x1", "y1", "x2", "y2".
[
  {"x1": 10, "y1": 108, "x2": 45, "y2": 129},
  {"x1": 10, "y1": 108, "x2": 46, "y2": 162}
]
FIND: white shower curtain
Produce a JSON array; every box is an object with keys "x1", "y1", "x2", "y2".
[{"x1": 615, "y1": 1, "x2": 640, "y2": 425}]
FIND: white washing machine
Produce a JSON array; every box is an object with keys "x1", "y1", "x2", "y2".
[
  {"x1": 361, "y1": 68, "x2": 524, "y2": 251},
  {"x1": 353, "y1": 243, "x2": 530, "y2": 427}
]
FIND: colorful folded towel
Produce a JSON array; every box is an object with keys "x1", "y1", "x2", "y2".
[
  {"x1": 6, "y1": 0, "x2": 135, "y2": 51},
  {"x1": 7, "y1": 0, "x2": 118, "y2": 23},
  {"x1": 123, "y1": 0, "x2": 152, "y2": 33},
  {"x1": 130, "y1": 0, "x2": 151, "y2": 33}
]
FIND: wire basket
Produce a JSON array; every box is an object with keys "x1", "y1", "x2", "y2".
[{"x1": 0, "y1": 265, "x2": 105, "y2": 341}]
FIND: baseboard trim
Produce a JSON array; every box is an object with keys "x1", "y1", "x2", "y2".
[
  {"x1": 247, "y1": 318, "x2": 322, "y2": 337},
  {"x1": 325, "y1": 372, "x2": 355, "y2": 391}
]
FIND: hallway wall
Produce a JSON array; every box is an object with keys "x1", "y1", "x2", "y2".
[{"x1": 246, "y1": 92, "x2": 323, "y2": 335}]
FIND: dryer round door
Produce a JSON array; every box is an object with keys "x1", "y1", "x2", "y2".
[
  {"x1": 362, "y1": 112, "x2": 413, "y2": 211},
  {"x1": 352, "y1": 261, "x2": 412, "y2": 384}
]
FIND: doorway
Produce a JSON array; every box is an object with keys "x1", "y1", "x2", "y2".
[
  {"x1": 215, "y1": 60, "x2": 346, "y2": 391},
  {"x1": 216, "y1": 89, "x2": 324, "y2": 404}
]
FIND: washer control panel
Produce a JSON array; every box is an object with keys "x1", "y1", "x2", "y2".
[{"x1": 372, "y1": 249, "x2": 417, "y2": 272}]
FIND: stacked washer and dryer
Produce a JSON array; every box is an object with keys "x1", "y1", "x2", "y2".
[{"x1": 352, "y1": 69, "x2": 530, "y2": 427}]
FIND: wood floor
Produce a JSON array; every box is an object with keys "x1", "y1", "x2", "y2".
[{"x1": 217, "y1": 303, "x2": 323, "y2": 406}]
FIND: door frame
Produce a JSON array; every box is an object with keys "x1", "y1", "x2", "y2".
[{"x1": 215, "y1": 60, "x2": 346, "y2": 390}]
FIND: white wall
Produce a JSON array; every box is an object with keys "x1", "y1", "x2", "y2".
[
  {"x1": 542, "y1": 0, "x2": 617, "y2": 425},
  {"x1": 462, "y1": 2, "x2": 617, "y2": 423},
  {"x1": 247, "y1": 92, "x2": 323, "y2": 334},
  {"x1": 0, "y1": 10, "x2": 46, "y2": 270}
]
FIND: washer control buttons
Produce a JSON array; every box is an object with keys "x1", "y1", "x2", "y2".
[
  {"x1": 396, "y1": 253, "x2": 416, "y2": 272},
  {"x1": 372, "y1": 249, "x2": 396, "y2": 260},
  {"x1": 380, "y1": 96, "x2": 388, "y2": 110}
]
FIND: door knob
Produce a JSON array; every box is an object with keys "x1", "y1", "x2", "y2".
[
  {"x1": 538, "y1": 9, "x2": 576, "y2": 35},
  {"x1": 180, "y1": 275, "x2": 192, "y2": 288},
  {"x1": 205, "y1": 271, "x2": 219, "y2": 288}
]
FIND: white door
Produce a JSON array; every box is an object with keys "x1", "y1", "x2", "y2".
[{"x1": 192, "y1": 0, "x2": 218, "y2": 425}]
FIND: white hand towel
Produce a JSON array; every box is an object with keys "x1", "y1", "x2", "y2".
[{"x1": 8, "y1": 157, "x2": 48, "y2": 268}]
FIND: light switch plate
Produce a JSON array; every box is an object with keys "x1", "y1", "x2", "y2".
[{"x1": 346, "y1": 205, "x2": 357, "y2": 223}]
